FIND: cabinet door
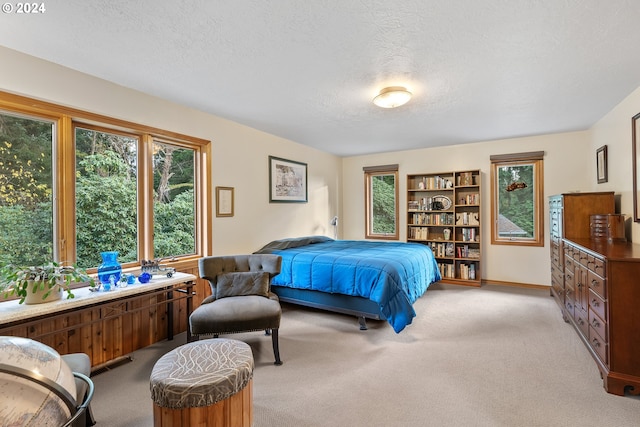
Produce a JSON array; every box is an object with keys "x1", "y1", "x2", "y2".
[{"x1": 575, "y1": 264, "x2": 589, "y2": 313}]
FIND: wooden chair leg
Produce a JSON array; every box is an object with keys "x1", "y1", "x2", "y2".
[{"x1": 271, "y1": 328, "x2": 282, "y2": 365}]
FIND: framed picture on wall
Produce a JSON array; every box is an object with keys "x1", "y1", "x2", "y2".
[
  {"x1": 216, "y1": 186, "x2": 234, "y2": 217},
  {"x1": 596, "y1": 145, "x2": 608, "y2": 184},
  {"x1": 269, "y1": 156, "x2": 308, "y2": 203}
]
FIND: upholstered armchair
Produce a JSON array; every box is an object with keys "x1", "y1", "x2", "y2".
[{"x1": 189, "y1": 254, "x2": 283, "y2": 365}]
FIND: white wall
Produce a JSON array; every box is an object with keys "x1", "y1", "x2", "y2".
[
  {"x1": 4, "y1": 45, "x2": 640, "y2": 286},
  {"x1": 589, "y1": 86, "x2": 640, "y2": 242},
  {"x1": 0, "y1": 46, "x2": 342, "y2": 255},
  {"x1": 342, "y1": 131, "x2": 591, "y2": 286}
]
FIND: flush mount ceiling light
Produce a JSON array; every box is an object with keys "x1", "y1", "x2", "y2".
[{"x1": 373, "y1": 86, "x2": 412, "y2": 108}]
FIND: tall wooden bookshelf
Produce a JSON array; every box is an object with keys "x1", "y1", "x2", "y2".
[{"x1": 407, "y1": 170, "x2": 481, "y2": 286}]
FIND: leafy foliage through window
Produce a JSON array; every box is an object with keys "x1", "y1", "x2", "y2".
[
  {"x1": 0, "y1": 93, "x2": 210, "y2": 271},
  {"x1": 364, "y1": 165, "x2": 398, "y2": 240},
  {"x1": 0, "y1": 113, "x2": 54, "y2": 266},
  {"x1": 490, "y1": 152, "x2": 544, "y2": 246}
]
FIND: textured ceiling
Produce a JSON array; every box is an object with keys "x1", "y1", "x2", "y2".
[{"x1": 1, "y1": 1, "x2": 640, "y2": 156}]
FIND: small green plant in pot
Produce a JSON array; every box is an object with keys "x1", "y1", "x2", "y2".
[{"x1": 0, "y1": 262, "x2": 95, "y2": 304}]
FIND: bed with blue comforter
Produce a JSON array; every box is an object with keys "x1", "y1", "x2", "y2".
[{"x1": 255, "y1": 236, "x2": 441, "y2": 333}]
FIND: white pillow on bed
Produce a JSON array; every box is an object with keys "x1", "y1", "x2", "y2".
[{"x1": 216, "y1": 271, "x2": 270, "y2": 299}]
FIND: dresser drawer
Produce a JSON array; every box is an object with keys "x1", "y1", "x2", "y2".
[
  {"x1": 564, "y1": 294, "x2": 575, "y2": 318},
  {"x1": 575, "y1": 308, "x2": 589, "y2": 338},
  {"x1": 589, "y1": 309, "x2": 607, "y2": 342},
  {"x1": 564, "y1": 269, "x2": 575, "y2": 290},
  {"x1": 578, "y1": 250, "x2": 589, "y2": 267},
  {"x1": 589, "y1": 325, "x2": 609, "y2": 365},
  {"x1": 588, "y1": 269, "x2": 606, "y2": 299},
  {"x1": 592, "y1": 257, "x2": 605, "y2": 278},
  {"x1": 589, "y1": 289, "x2": 607, "y2": 321},
  {"x1": 551, "y1": 263, "x2": 564, "y2": 284},
  {"x1": 564, "y1": 256, "x2": 575, "y2": 272},
  {"x1": 590, "y1": 214, "x2": 625, "y2": 241}
]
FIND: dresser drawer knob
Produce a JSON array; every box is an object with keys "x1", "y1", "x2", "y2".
[
  {"x1": 592, "y1": 299, "x2": 600, "y2": 307},
  {"x1": 591, "y1": 338, "x2": 601, "y2": 348},
  {"x1": 591, "y1": 319, "x2": 600, "y2": 328}
]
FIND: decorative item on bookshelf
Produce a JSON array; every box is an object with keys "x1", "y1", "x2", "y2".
[{"x1": 432, "y1": 195, "x2": 452, "y2": 210}]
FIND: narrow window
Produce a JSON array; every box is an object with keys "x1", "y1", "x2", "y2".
[
  {"x1": 0, "y1": 111, "x2": 55, "y2": 265},
  {"x1": 490, "y1": 152, "x2": 544, "y2": 246},
  {"x1": 75, "y1": 125, "x2": 139, "y2": 268},
  {"x1": 152, "y1": 140, "x2": 196, "y2": 258},
  {"x1": 364, "y1": 164, "x2": 399, "y2": 240}
]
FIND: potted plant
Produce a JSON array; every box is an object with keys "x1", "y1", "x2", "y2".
[{"x1": 0, "y1": 262, "x2": 95, "y2": 304}]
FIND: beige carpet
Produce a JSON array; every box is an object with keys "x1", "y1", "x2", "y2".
[{"x1": 90, "y1": 283, "x2": 640, "y2": 426}]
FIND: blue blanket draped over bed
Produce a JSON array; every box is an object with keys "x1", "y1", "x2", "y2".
[{"x1": 255, "y1": 237, "x2": 441, "y2": 333}]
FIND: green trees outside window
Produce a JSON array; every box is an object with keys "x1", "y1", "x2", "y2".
[
  {"x1": 490, "y1": 152, "x2": 544, "y2": 247},
  {"x1": 364, "y1": 165, "x2": 399, "y2": 240},
  {"x1": 0, "y1": 102, "x2": 206, "y2": 270},
  {"x1": 0, "y1": 113, "x2": 54, "y2": 266}
]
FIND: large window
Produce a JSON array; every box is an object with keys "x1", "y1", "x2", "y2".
[
  {"x1": 0, "y1": 112, "x2": 55, "y2": 266},
  {"x1": 152, "y1": 140, "x2": 196, "y2": 258},
  {"x1": 0, "y1": 91, "x2": 211, "y2": 270},
  {"x1": 75, "y1": 125, "x2": 140, "y2": 268},
  {"x1": 490, "y1": 152, "x2": 544, "y2": 246},
  {"x1": 364, "y1": 164, "x2": 399, "y2": 240}
]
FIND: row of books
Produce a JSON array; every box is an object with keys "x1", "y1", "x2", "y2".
[
  {"x1": 459, "y1": 263, "x2": 477, "y2": 280},
  {"x1": 438, "y1": 262, "x2": 455, "y2": 278},
  {"x1": 409, "y1": 227, "x2": 429, "y2": 240},
  {"x1": 437, "y1": 262, "x2": 478, "y2": 280},
  {"x1": 410, "y1": 212, "x2": 454, "y2": 225},
  {"x1": 416, "y1": 176, "x2": 451, "y2": 190},
  {"x1": 457, "y1": 245, "x2": 480, "y2": 259},
  {"x1": 460, "y1": 228, "x2": 478, "y2": 242},
  {"x1": 430, "y1": 242, "x2": 454, "y2": 258}
]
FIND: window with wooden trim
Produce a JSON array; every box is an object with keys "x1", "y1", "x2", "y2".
[
  {"x1": 0, "y1": 92, "x2": 211, "y2": 270},
  {"x1": 490, "y1": 152, "x2": 544, "y2": 246},
  {"x1": 364, "y1": 164, "x2": 399, "y2": 240}
]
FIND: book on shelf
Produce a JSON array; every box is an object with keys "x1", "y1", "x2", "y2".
[
  {"x1": 437, "y1": 262, "x2": 455, "y2": 278},
  {"x1": 460, "y1": 227, "x2": 478, "y2": 242},
  {"x1": 461, "y1": 193, "x2": 479, "y2": 205},
  {"x1": 456, "y1": 245, "x2": 480, "y2": 259},
  {"x1": 409, "y1": 227, "x2": 429, "y2": 240},
  {"x1": 411, "y1": 212, "x2": 454, "y2": 225},
  {"x1": 459, "y1": 262, "x2": 477, "y2": 280}
]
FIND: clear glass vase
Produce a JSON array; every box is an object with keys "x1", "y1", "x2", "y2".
[{"x1": 97, "y1": 251, "x2": 122, "y2": 285}]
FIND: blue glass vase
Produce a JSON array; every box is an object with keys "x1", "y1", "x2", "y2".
[{"x1": 97, "y1": 251, "x2": 122, "y2": 285}]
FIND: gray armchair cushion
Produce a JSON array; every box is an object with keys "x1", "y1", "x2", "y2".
[{"x1": 216, "y1": 271, "x2": 270, "y2": 299}]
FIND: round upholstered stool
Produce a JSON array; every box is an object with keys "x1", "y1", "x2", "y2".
[{"x1": 150, "y1": 339, "x2": 254, "y2": 427}]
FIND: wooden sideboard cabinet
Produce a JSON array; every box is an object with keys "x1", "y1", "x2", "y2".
[
  {"x1": 0, "y1": 271, "x2": 202, "y2": 369},
  {"x1": 562, "y1": 238, "x2": 640, "y2": 396},
  {"x1": 548, "y1": 193, "x2": 615, "y2": 311}
]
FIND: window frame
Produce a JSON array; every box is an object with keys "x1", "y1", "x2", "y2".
[
  {"x1": 364, "y1": 164, "x2": 399, "y2": 240},
  {"x1": 490, "y1": 151, "x2": 544, "y2": 247},
  {"x1": 0, "y1": 90, "x2": 212, "y2": 271}
]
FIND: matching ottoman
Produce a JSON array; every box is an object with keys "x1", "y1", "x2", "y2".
[{"x1": 150, "y1": 339, "x2": 254, "y2": 427}]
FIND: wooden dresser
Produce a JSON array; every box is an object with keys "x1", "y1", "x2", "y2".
[
  {"x1": 562, "y1": 239, "x2": 640, "y2": 396},
  {"x1": 549, "y1": 193, "x2": 615, "y2": 311},
  {"x1": 549, "y1": 192, "x2": 640, "y2": 396}
]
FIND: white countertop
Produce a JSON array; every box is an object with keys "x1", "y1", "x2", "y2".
[{"x1": 0, "y1": 272, "x2": 197, "y2": 326}]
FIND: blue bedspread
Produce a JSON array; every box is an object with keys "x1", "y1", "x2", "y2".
[{"x1": 255, "y1": 237, "x2": 441, "y2": 333}]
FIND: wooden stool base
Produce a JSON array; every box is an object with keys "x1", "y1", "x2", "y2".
[{"x1": 153, "y1": 379, "x2": 253, "y2": 427}]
